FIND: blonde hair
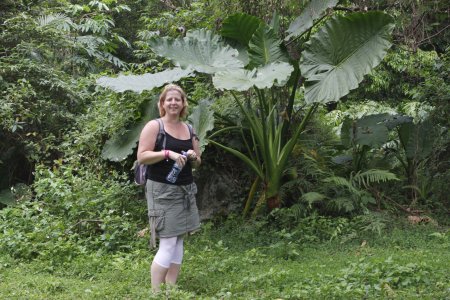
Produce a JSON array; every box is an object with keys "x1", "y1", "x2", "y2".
[{"x1": 158, "y1": 84, "x2": 188, "y2": 118}]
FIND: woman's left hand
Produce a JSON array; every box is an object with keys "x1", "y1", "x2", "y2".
[{"x1": 185, "y1": 149, "x2": 197, "y2": 161}]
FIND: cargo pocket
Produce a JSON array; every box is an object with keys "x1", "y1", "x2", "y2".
[
  {"x1": 148, "y1": 209, "x2": 165, "y2": 248},
  {"x1": 148, "y1": 209, "x2": 165, "y2": 231}
]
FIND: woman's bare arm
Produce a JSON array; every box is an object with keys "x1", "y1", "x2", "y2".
[{"x1": 137, "y1": 120, "x2": 165, "y2": 165}]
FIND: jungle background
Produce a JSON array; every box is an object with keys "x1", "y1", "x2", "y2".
[{"x1": 0, "y1": 0, "x2": 449, "y2": 299}]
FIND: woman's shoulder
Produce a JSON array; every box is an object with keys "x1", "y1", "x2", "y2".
[
  {"x1": 145, "y1": 119, "x2": 160, "y2": 128},
  {"x1": 141, "y1": 119, "x2": 161, "y2": 135}
]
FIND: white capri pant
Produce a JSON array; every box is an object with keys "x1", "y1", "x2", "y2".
[{"x1": 153, "y1": 236, "x2": 184, "y2": 268}]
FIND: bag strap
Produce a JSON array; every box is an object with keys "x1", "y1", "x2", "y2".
[
  {"x1": 187, "y1": 123, "x2": 193, "y2": 139},
  {"x1": 156, "y1": 118, "x2": 166, "y2": 150},
  {"x1": 156, "y1": 119, "x2": 194, "y2": 149}
]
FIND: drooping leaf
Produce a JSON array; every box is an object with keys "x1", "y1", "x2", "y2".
[
  {"x1": 285, "y1": 0, "x2": 338, "y2": 41},
  {"x1": 96, "y1": 68, "x2": 193, "y2": 93},
  {"x1": 301, "y1": 12, "x2": 394, "y2": 104},
  {"x1": 220, "y1": 13, "x2": 263, "y2": 46},
  {"x1": 101, "y1": 96, "x2": 160, "y2": 161},
  {"x1": 101, "y1": 129, "x2": 141, "y2": 162},
  {"x1": 248, "y1": 24, "x2": 289, "y2": 68},
  {"x1": 213, "y1": 62, "x2": 294, "y2": 91},
  {"x1": 399, "y1": 120, "x2": 435, "y2": 160},
  {"x1": 148, "y1": 29, "x2": 243, "y2": 74},
  {"x1": 187, "y1": 99, "x2": 215, "y2": 152}
]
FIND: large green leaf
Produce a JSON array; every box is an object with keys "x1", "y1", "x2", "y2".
[
  {"x1": 96, "y1": 67, "x2": 193, "y2": 93},
  {"x1": 354, "y1": 124, "x2": 389, "y2": 148},
  {"x1": 187, "y1": 99, "x2": 215, "y2": 152},
  {"x1": 382, "y1": 114, "x2": 413, "y2": 130},
  {"x1": 341, "y1": 114, "x2": 392, "y2": 148},
  {"x1": 399, "y1": 120, "x2": 435, "y2": 160},
  {"x1": 212, "y1": 62, "x2": 294, "y2": 91},
  {"x1": 148, "y1": 29, "x2": 244, "y2": 74},
  {"x1": 301, "y1": 12, "x2": 394, "y2": 104},
  {"x1": 248, "y1": 24, "x2": 289, "y2": 68},
  {"x1": 220, "y1": 13, "x2": 263, "y2": 46},
  {"x1": 285, "y1": 0, "x2": 338, "y2": 41},
  {"x1": 355, "y1": 114, "x2": 392, "y2": 147},
  {"x1": 230, "y1": 42, "x2": 250, "y2": 66},
  {"x1": 101, "y1": 96, "x2": 159, "y2": 161}
]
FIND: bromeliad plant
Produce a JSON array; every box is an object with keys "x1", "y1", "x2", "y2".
[{"x1": 97, "y1": 0, "x2": 394, "y2": 215}]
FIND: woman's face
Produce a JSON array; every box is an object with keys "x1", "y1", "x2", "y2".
[{"x1": 163, "y1": 90, "x2": 184, "y2": 116}]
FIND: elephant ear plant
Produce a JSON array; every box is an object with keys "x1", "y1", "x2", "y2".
[{"x1": 97, "y1": 0, "x2": 394, "y2": 216}]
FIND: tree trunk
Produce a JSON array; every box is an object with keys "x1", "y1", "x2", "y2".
[{"x1": 267, "y1": 195, "x2": 281, "y2": 211}]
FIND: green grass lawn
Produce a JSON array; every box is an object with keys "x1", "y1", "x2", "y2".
[{"x1": 1, "y1": 220, "x2": 449, "y2": 299}]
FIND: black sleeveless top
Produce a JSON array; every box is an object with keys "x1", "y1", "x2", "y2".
[{"x1": 147, "y1": 131, "x2": 194, "y2": 185}]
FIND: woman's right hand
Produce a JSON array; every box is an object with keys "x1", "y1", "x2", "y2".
[{"x1": 170, "y1": 151, "x2": 188, "y2": 167}]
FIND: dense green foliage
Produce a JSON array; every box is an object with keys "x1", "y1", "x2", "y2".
[
  {"x1": 1, "y1": 216, "x2": 449, "y2": 298},
  {"x1": 0, "y1": 0, "x2": 449, "y2": 298}
]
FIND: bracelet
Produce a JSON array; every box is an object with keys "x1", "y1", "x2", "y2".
[{"x1": 164, "y1": 150, "x2": 170, "y2": 161}]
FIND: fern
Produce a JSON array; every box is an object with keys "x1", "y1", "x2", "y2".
[
  {"x1": 279, "y1": 178, "x2": 302, "y2": 204},
  {"x1": 301, "y1": 192, "x2": 327, "y2": 205},
  {"x1": 328, "y1": 197, "x2": 355, "y2": 213},
  {"x1": 37, "y1": 13, "x2": 73, "y2": 32},
  {"x1": 288, "y1": 203, "x2": 305, "y2": 221},
  {"x1": 351, "y1": 169, "x2": 398, "y2": 188},
  {"x1": 302, "y1": 153, "x2": 328, "y2": 179},
  {"x1": 323, "y1": 176, "x2": 361, "y2": 195}
]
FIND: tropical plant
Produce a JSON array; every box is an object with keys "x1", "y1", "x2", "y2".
[
  {"x1": 393, "y1": 119, "x2": 437, "y2": 207},
  {"x1": 97, "y1": 0, "x2": 395, "y2": 215},
  {"x1": 301, "y1": 153, "x2": 399, "y2": 214},
  {"x1": 336, "y1": 113, "x2": 413, "y2": 171},
  {"x1": 0, "y1": 0, "x2": 133, "y2": 201},
  {"x1": 332, "y1": 111, "x2": 441, "y2": 207}
]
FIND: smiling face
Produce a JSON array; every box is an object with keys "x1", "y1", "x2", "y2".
[
  {"x1": 163, "y1": 90, "x2": 183, "y2": 116},
  {"x1": 158, "y1": 84, "x2": 188, "y2": 117}
]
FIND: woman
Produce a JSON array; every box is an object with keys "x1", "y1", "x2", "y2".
[{"x1": 137, "y1": 84, "x2": 201, "y2": 292}]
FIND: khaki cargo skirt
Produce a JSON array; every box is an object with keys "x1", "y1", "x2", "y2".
[{"x1": 145, "y1": 179, "x2": 200, "y2": 248}]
